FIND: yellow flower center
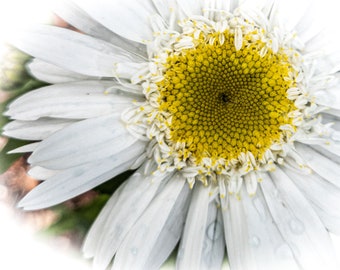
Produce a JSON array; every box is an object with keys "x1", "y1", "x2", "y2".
[{"x1": 157, "y1": 30, "x2": 296, "y2": 166}]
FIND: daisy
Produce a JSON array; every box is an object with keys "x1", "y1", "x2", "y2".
[{"x1": 3, "y1": 0, "x2": 340, "y2": 269}]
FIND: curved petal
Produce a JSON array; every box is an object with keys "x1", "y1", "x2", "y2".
[
  {"x1": 177, "y1": 184, "x2": 224, "y2": 270},
  {"x1": 200, "y1": 203, "x2": 225, "y2": 270},
  {"x1": 72, "y1": 0, "x2": 157, "y2": 43},
  {"x1": 176, "y1": 0, "x2": 203, "y2": 17},
  {"x1": 221, "y1": 192, "x2": 256, "y2": 270},
  {"x1": 7, "y1": 142, "x2": 40, "y2": 154},
  {"x1": 27, "y1": 59, "x2": 97, "y2": 84},
  {"x1": 18, "y1": 140, "x2": 146, "y2": 210},
  {"x1": 177, "y1": 183, "x2": 211, "y2": 269},
  {"x1": 54, "y1": 0, "x2": 147, "y2": 57},
  {"x1": 112, "y1": 174, "x2": 190, "y2": 270},
  {"x1": 262, "y1": 168, "x2": 339, "y2": 270},
  {"x1": 221, "y1": 187, "x2": 299, "y2": 270},
  {"x1": 295, "y1": 143, "x2": 340, "y2": 188},
  {"x1": 10, "y1": 25, "x2": 145, "y2": 77},
  {"x1": 151, "y1": 0, "x2": 178, "y2": 28},
  {"x1": 314, "y1": 86, "x2": 340, "y2": 110},
  {"x1": 269, "y1": 0, "x2": 313, "y2": 33},
  {"x1": 296, "y1": 136, "x2": 340, "y2": 158},
  {"x1": 3, "y1": 118, "x2": 76, "y2": 140},
  {"x1": 28, "y1": 114, "x2": 138, "y2": 170},
  {"x1": 28, "y1": 166, "x2": 59, "y2": 180},
  {"x1": 142, "y1": 184, "x2": 191, "y2": 270},
  {"x1": 5, "y1": 81, "x2": 137, "y2": 121},
  {"x1": 309, "y1": 144, "x2": 340, "y2": 166},
  {"x1": 283, "y1": 167, "x2": 340, "y2": 234},
  {"x1": 82, "y1": 180, "x2": 128, "y2": 259}
]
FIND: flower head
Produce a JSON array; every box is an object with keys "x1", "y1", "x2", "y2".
[{"x1": 3, "y1": 0, "x2": 340, "y2": 269}]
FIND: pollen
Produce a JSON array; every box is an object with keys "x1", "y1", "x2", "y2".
[{"x1": 156, "y1": 30, "x2": 296, "y2": 166}]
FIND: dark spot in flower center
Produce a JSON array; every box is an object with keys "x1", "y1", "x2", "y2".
[{"x1": 219, "y1": 92, "x2": 230, "y2": 104}]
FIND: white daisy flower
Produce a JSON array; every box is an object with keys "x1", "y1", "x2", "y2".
[{"x1": 3, "y1": 0, "x2": 340, "y2": 269}]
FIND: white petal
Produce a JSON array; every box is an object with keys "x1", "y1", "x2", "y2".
[
  {"x1": 321, "y1": 113, "x2": 340, "y2": 127},
  {"x1": 303, "y1": 3, "x2": 340, "y2": 60},
  {"x1": 307, "y1": 50, "x2": 340, "y2": 75},
  {"x1": 241, "y1": 0, "x2": 273, "y2": 12},
  {"x1": 18, "y1": 141, "x2": 146, "y2": 210},
  {"x1": 177, "y1": 184, "x2": 224, "y2": 270},
  {"x1": 283, "y1": 167, "x2": 340, "y2": 234},
  {"x1": 116, "y1": 62, "x2": 149, "y2": 81},
  {"x1": 222, "y1": 186, "x2": 300, "y2": 270},
  {"x1": 151, "y1": 0, "x2": 178, "y2": 27},
  {"x1": 293, "y1": 2, "x2": 323, "y2": 44},
  {"x1": 323, "y1": 108, "x2": 340, "y2": 119},
  {"x1": 270, "y1": 0, "x2": 313, "y2": 33},
  {"x1": 221, "y1": 192, "x2": 256, "y2": 270},
  {"x1": 85, "y1": 165, "x2": 173, "y2": 270},
  {"x1": 82, "y1": 180, "x2": 128, "y2": 259},
  {"x1": 295, "y1": 143, "x2": 340, "y2": 188},
  {"x1": 176, "y1": 0, "x2": 203, "y2": 16},
  {"x1": 11, "y1": 25, "x2": 145, "y2": 77},
  {"x1": 310, "y1": 144, "x2": 340, "y2": 165},
  {"x1": 320, "y1": 141, "x2": 340, "y2": 156},
  {"x1": 3, "y1": 118, "x2": 76, "y2": 140},
  {"x1": 28, "y1": 166, "x2": 59, "y2": 180},
  {"x1": 200, "y1": 203, "x2": 225, "y2": 270},
  {"x1": 217, "y1": 0, "x2": 239, "y2": 12},
  {"x1": 73, "y1": 0, "x2": 157, "y2": 43},
  {"x1": 7, "y1": 142, "x2": 40, "y2": 154},
  {"x1": 176, "y1": 183, "x2": 211, "y2": 269},
  {"x1": 27, "y1": 59, "x2": 97, "y2": 84},
  {"x1": 28, "y1": 114, "x2": 138, "y2": 170},
  {"x1": 243, "y1": 187, "x2": 300, "y2": 270},
  {"x1": 142, "y1": 183, "x2": 191, "y2": 270},
  {"x1": 54, "y1": 0, "x2": 147, "y2": 57},
  {"x1": 314, "y1": 86, "x2": 340, "y2": 110},
  {"x1": 261, "y1": 168, "x2": 339, "y2": 270},
  {"x1": 5, "y1": 81, "x2": 136, "y2": 121},
  {"x1": 112, "y1": 174, "x2": 190, "y2": 270},
  {"x1": 312, "y1": 206, "x2": 340, "y2": 236},
  {"x1": 238, "y1": 2, "x2": 271, "y2": 29}
]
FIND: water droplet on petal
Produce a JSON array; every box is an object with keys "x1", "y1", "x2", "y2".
[
  {"x1": 289, "y1": 219, "x2": 305, "y2": 235},
  {"x1": 206, "y1": 221, "x2": 223, "y2": 240},
  {"x1": 130, "y1": 247, "x2": 138, "y2": 255},
  {"x1": 249, "y1": 235, "x2": 261, "y2": 248},
  {"x1": 275, "y1": 244, "x2": 294, "y2": 260}
]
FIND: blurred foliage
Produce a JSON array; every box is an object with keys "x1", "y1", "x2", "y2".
[
  {"x1": 0, "y1": 45, "x2": 31, "y2": 91},
  {"x1": 45, "y1": 194, "x2": 110, "y2": 238},
  {"x1": 0, "y1": 45, "x2": 48, "y2": 173}
]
